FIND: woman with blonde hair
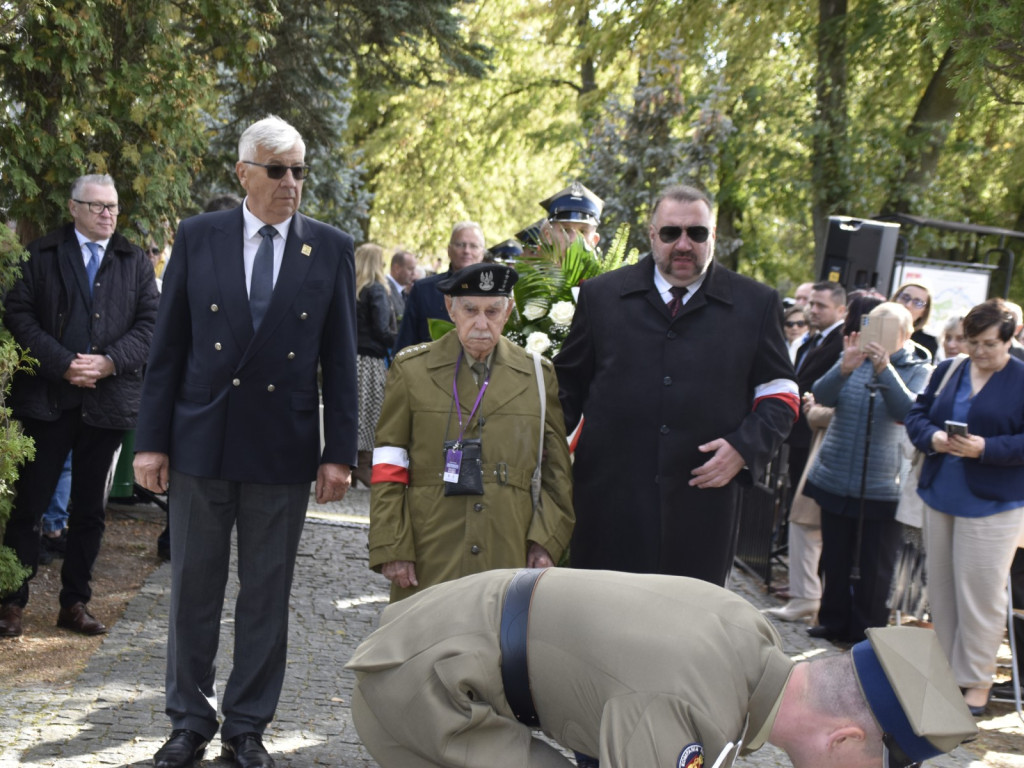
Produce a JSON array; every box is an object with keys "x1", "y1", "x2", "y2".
[
  {"x1": 354, "y1": 243, "x2": 397, "y2": 486},
  {"x1": 802, "y1": 302, "x2": 932, "y2": 643},
  {"x1": 891, "y1": 281, "x2": 937, "y2": 360}
]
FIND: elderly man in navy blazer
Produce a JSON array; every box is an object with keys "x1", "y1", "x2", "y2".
[{"x1": 134, "y1": 116, "x2": 358, "y2": 768}]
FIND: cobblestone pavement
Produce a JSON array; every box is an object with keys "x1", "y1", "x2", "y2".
[{"x1": 0, "y1": 485, "x2": 1018, "y2": 767}]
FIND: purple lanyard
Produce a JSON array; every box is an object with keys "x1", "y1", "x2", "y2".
[{"x1": 452, "y1": 352, "x2": 490, "y2": 444}]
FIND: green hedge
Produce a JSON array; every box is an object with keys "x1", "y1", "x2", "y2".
[{"x1": 0, "y1": 225, "x2": 33, "y2": 593}]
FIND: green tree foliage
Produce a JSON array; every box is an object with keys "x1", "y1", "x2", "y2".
[
  {"x1": 350, "y1": 0, "x2": 585, "y2": 255},
  {"x1": 545, "y1": 0, "x2": 1024, "y2": 294},
  {"x1": 0, "y1": 0, "x2": 277, "y2": 246},
  {"x1": 933, "y1": 0, "x2": 1024, "y2": 106},
  {"x1": 196, "y1": 0, "x2": 492, "y2": 239},
  {"x1": 0, "y1": 225, "x2": 33, "y2": 592}
]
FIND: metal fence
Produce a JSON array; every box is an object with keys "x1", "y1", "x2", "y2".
[{"x1": 734, "y1": 445, "x2": 791, "y2": 589}]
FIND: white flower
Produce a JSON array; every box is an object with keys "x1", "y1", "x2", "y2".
[
  {"x1": 548, "y1": 300, "x2": 575, "y2": 326},
  {"x1": 525, "y1": 331, "x2": 552, "y2": 355},
  {"x1": 523, "y1": 301, "x2": 547, "y2": 321}
]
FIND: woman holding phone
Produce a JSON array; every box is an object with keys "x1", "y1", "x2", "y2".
[{"x1": 905, "y1": 298, "x2": 1024, "y2": 716}]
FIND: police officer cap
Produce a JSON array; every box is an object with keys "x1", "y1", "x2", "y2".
[
  {"x1": 488, "y1": 239, "x2": 523, "y2": 262},
  {"x1": 852, "y1": 627, "x2": 977, "y2": 768},
  {"x1": 515, "y1": 219, "x2": 546, "y2": 248},
  {"x1": 437, "y1": 262, "x2": 518, "y2": 297},
  {"x1": 540, "y1": 181, "x2": 603, "y2": 226}
]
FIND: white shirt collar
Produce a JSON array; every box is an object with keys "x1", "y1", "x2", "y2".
[
  {"x1": 241, "y1": 197, "x2": 293, "y2": 244},
  {"x1": 819, "y1": 319, "x2": 844, "y2": 338},
  {"x1": 652, "y1": 260, "x2": 707, "y2": 303},
  {"x1": 75, "y1": 229, "x2": 111, "y2": 250},
  {"x1": 74, "y1": 230, "x2": 111, "y2": 265}
]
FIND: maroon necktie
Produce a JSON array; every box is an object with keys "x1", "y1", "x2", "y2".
[{"x1": 668, "y1": 286, "x2": 688, "y2": 317}]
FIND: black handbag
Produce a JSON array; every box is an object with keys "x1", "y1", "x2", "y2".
[{"x1": 443, "y1": 438, "x2": 484, "y2": 496}]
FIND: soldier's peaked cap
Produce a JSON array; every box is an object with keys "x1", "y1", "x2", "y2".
[
  {"x1": 540, "y1": 181, "x2": 603, "y2": 226},
  {"x1": 514, "y1": 219, "x2": 546, "y2": 248},
  {"x1": 852, "y1": 627, "x2": 977, "y2": 768},
  {"x1": 488, "y1": 239, "x2": 523, "y2": 261}
]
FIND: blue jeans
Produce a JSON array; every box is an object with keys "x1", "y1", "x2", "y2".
[{"x1": 42, "y1": 452, "x2": 72, "y2": 534}]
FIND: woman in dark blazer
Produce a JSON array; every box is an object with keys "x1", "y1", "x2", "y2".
[
  {"x1": 905, "y1": 298, "x2": 1024, "y2": 716},
  {"x1": 353, "y1": 242, "x2": 397, "y2": 486}
]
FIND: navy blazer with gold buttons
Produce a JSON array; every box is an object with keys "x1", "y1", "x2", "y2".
[{"x1": 135, "y1": 206, "x2": 357, "y2": 484}]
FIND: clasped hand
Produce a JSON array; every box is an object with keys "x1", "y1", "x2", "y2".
[{"x1": 63, "y1": 353, "x2": 114, "y2": 388}]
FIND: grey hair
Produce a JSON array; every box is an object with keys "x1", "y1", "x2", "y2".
[
  {"x1": 650, "y1": 184, "x2": 715, "y2": 223},
  {"x1": 238, "y1": 115, "x2": 305, "y2": 161},
  {"x1": 451, "y1": 294, "x2": 511, "y2": 309},
  {"x1": 450, "y1": 221, "x2": 484, "y2": 244},
  {"x1": 805, "y1": 654, "x2": 882, "y2": 754},
  {"x1": 70, "y1": 174, "x2": 116, "y2": 199}
]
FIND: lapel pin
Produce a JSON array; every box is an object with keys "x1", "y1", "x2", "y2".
[{"x1": 301, "y1": 244, "x2": 312, "y2": 256}]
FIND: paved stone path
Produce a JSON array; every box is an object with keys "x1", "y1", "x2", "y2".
[{"x1": 0, "y1": 485, "x2": 1017, "y2": 766}]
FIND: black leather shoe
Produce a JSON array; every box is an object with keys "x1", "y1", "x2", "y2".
[
  {"x1": 0, "y1": 603, "x2": 23, "y2": 637},
  {"x1": 57, "y1": 602, "x2": 107, "y2": 635},
  {"x1": 220, "y1": 732, "x2": 275, "y2": 768},
  {"x1": 807, "y1": 624, "x2": 841, "y2": 640},
  {"x1": 153, "y1": 729, "x2": 208, "y2": 768},
  {"x1": 991, "y1": 680, "x2": 1017, "y2": 702}
]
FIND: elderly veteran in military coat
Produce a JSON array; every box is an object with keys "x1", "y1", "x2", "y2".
[
  {"x1": 347, "y1": 568, "x2": 977, "y2": 768},
  {"x1": 369, "y1": 263, "x2": 574, "y2": 602}
]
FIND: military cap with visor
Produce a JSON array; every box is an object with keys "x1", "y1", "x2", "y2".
[
  {"x1": 852, "y1": 627, "x2": 977, "y2": 768},
  {"x1": 487, "y1": 239, "x2": 523, "y2": 263},
  {"x1": 540, "y1": 181, "x2": 604, "y2": 227}
]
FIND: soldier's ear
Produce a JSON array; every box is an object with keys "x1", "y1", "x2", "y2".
[{"x1": 445, "y1": 295, "x2": 456, "y2": 321}]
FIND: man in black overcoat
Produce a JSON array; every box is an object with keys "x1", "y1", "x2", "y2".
[{"x1": 555, "y1": 184, "x2": 798, "y2": 587}]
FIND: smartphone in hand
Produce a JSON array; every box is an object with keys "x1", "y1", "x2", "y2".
[{"x1": 945, "y1": 420, "x2": 969, "y2": 438}]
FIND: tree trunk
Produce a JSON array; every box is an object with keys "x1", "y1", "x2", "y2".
[
  {"x1": 879, "y1": 47, "x2": 963, "y2": 216},
  {"x1": 811, "y1": 0, "x2": 850, "y2": 271}
]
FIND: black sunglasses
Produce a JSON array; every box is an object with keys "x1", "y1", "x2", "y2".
[
  {"x1": 655, "y1": 225, "x2": 711, "y2": 244},
  {"x1": 784, "y1": 320, "x2": 807, "y2": 328},
  {"x1": 242, "y1": 160, "x2": 310, "y2": 180}
]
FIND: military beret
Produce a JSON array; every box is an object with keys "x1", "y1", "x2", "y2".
[
  {"x1": 540, "y1": 181, "x2": 603, "y2": 226},
  {"x1": 852, "y1": 627, "x2": 977, "y2": 768},
  {"x1": 488, "y1": 239, "x2": 523, "y2": 262},
  {"x1": 437, "y1": 262, "x2": 518, "y2": 297}
]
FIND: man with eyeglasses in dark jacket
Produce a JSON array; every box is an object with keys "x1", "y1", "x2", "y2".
[{"x1": 0, "y1": 173, "x2": 159, "y2": 639}]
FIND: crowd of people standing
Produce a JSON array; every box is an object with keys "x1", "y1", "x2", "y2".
[{"x1": 0, "y1": 112, "x2": 1012, "y2": 767}]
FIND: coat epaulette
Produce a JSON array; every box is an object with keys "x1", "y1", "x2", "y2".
[{"x1": 394, "y1": 343, "x2": 431, "y2": 361}]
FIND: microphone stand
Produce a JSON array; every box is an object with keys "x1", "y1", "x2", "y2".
[{"x1": 851, "y1": 371, "x2": 888, "y2": 582}]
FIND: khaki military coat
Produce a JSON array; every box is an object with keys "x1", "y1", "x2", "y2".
[
  {"x1": 369, "y1": 332, "x2": 574, "y2": 601},
  {"x1": 347, "y1": 568, "x2": 794, "y2": 767}
]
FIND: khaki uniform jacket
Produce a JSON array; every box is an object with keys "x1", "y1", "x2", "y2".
[
  {"x1": 369, "y1": 332, "x2": 574, "y2": 601},
  {"x1": 347, "y1": 568, "x2": 794, "y2": 768}
]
